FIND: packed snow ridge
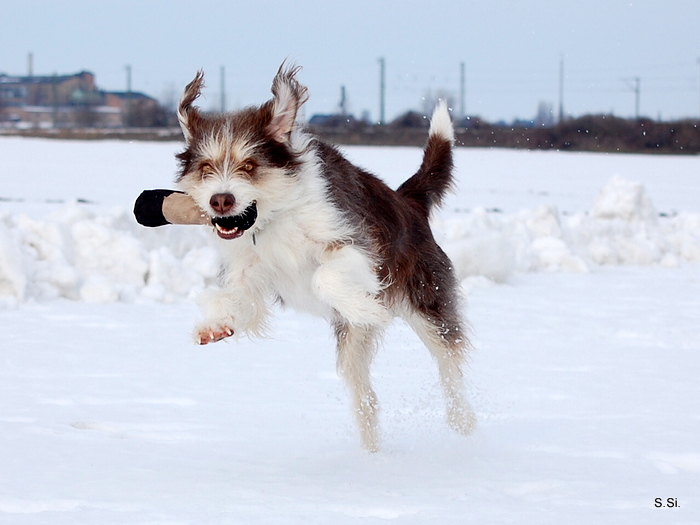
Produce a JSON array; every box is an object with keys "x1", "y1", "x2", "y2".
[{"x1": 1, "y1": 176, "x2": 699, "y2": 305}]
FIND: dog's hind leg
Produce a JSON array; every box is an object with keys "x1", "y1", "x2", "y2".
[
  {"x1": 406, "y1": 308, "x2": 476, "y2": 436},
  {"x1": 334, "y1": 321, "x2": 381, "y2": 452}
]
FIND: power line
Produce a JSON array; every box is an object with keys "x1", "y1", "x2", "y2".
[{"x1": 378, "y1": 57, "x2": 386, "y2": 125}]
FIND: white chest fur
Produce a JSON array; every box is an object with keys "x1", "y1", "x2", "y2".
[
  {"x1": 214, "y1": 201, "x2": 385, "y2": 329},
  {"x1": 215, "y1": 197, "x2": 343, "y2": 320}
]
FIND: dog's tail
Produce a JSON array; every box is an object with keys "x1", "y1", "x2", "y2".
[{"x1": 396, "y1": 101, "x2": 455, "y2": 218}]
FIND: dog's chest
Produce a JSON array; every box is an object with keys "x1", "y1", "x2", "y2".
[{"x1": 248, "y1": 220, "x2": 334, "y2": 317}]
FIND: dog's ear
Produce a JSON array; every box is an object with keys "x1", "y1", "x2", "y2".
[
  {"x1": 178, "y1": 70, "x2": 205, "y2": 143},
  {"x1": 266, "y1": 64, "x2": 309, "y2": 144}
]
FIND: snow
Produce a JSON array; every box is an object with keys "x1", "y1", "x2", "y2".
[
  {"x1": 0, "y1": 136, "x2": 699, "y2": 523},
  {"x1": 1, "y1": 139, "x2": 699, "y2": 304}
]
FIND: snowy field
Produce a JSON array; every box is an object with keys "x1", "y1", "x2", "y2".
[{"x1": 1, "y1": 137, "x2": 699, "y2": 524}]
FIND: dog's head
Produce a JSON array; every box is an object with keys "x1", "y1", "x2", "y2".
[{"x1": 175, "y1": 64, "x2": 309, "y2": 240}]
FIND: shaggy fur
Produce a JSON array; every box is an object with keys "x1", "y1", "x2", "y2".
[{"x1": 175, "y1": 64, "x2": 475, "y2": 451}]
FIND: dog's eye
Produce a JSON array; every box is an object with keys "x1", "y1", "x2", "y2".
[
  {"x1": 199, "y1": 163, "x2": 215, "y2": 179},
  {"x1": 242, "y1": 161, "x2": 255, "y2": 173}
]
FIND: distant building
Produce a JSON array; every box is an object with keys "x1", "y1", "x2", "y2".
[
  {"x1": 0, "y1": 70, "x2": 162, "y2": 128},
  {"x1": 103, "y1": 91, "x2": 163, "y2": 127}
]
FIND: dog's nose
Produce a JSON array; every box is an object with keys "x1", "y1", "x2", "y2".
[{"x1": 210, "y1": 193, "x2": 235, "y2": 215}]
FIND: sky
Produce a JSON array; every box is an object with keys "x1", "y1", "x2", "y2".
[{"x1": 2, "y1": 0, "x2": 699, "y2": 123}]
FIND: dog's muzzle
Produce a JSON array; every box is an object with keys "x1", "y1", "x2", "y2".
[{"x1": 212, "y1": 201, "x2": 258, "y2": 240}]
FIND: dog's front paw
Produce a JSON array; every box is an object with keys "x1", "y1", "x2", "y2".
[{"x1": 194, "y1": 322, "x2": 235, "y2": 345}]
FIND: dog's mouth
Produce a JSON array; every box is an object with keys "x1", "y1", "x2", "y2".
[{"x1": 212, "y1": 201, "x2": 258, "y2": 240}]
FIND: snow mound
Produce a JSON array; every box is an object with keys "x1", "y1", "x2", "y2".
[
  {"x1": 0, "y1": 203, "x2": 218, "y2": 305},
  {"x1": 591, "y1": 174, "x2": 658, "y2": 222},
  {"x1": 1, "y1": 177, "x2": 698, "y2": 305},
  {"x1": 434, "y1": 175, "x2": 699, "y2": 278}
]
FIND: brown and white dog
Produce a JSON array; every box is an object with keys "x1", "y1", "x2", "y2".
[{"x1": 175, "y1": 64, "x2": 475, "y2": 451}]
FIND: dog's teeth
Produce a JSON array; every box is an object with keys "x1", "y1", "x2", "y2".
[{"x1": 215, "y1": 223, "x2": 238, "y2": 234}]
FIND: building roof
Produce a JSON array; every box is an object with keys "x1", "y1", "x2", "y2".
[
  {"x1": 105, "y1": 91, "x2": 156, "y2": 101},
  {"x1": 0, "y1": 71, "x2": 94, "y2": 84}
]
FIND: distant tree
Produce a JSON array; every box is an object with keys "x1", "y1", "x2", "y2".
[
  {"x1": 160, "y1": 84, "x2": 178, "y2": 113},
  {"x1": 128, "y1": 98, "x2": 169, "y2": 127},
  {"x1": 71, "y1": 88, "x2": 102, "y2": 127},
  {"x1": 390, "y1": 110, "x2": 428, "y2": 128},
  {"x1": 421, "y1": 88, "x2": 456, "y2": 115},
  {"x1": 535, "y1": 101, "x2": 555, "y2": 127},
  {"x1": 75, "y1": 103, "x2": 99, "y2": 127},
  {"x1": 308, "y1": 113, "x2": 366, "y2": 131}
]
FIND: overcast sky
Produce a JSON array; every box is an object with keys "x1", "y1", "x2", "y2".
[{"x1": 2, "y1": 0, "x2": 699, "y2": 123}]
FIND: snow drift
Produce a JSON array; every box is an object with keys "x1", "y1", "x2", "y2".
[
  {"x1": 1, "y1": 175, "x2": 698, "y2": 305},
  {"x1": 1, "y1": 140, "x2": 699, "y2": 524},
  {"x1": 437, "y1": 175, "x2": 700, "y2": 282}
]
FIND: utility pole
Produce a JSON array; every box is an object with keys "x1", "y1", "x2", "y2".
[
  {"x1": 623, "y1": 77, "x2": 640, "y2": 119},
  {"x1": 633, "y1": 77, "x2": 640, "y2": 119},
  {"x1": 339, "y1": 85, "x2": 347, "y2": 116},
  {"x1": 558, "y1": 56, "x2": 564, "y2": 122},
  {"x1": 27, "y1": 52, "x2": 33, "y2": 77},
  {"x1": 378, "y1": 57, "x2": 386, "y2": 125},
  {"x1": 220, "y1": 66, "x2": 226, "y2": 112},
  {"x1": 126, "y1": 65, "x2": 132, "y2": 93},
  {"x1": 51, "y1": 72, "x2": 58, "y2": 128},
  {"x1": 125, "y1": 65, "x2": 132, "y2": 127},
  {"x1": 459, "y1": 61, "x2": 466, "y2": 120}
]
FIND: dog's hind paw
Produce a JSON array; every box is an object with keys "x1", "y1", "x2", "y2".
[
  {"x1": 447, "y1": 403, "x2": 477, "y2": 436},
  {"x1": 447, "y1": 410, "x2": 476, "y2": 436},
  {"x1": 194, "y1": 323, "x2": 235, "y2": 345}
]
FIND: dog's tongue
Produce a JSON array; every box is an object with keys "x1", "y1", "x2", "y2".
[{"x1": 212, "y1": 201, "x2": 257, "y2": 240}]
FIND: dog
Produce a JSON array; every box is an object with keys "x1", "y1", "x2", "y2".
[{"x1": 175, "y1": 64, "x2": 475, "y2": 451}]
